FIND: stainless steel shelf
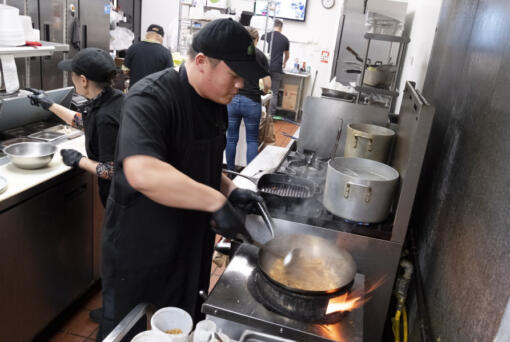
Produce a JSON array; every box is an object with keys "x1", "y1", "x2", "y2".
[
  {"x1": 0, "y1": 41, "x2": 69, "y2": 58},
  {"x1": 364, "y1": 33, "x2": 410, "y2": 43},
  {"x1": 355, "y1": 85, "x2": 399, "y2": 98}
]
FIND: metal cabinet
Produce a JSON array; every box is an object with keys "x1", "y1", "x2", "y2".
[{"x1": 0, "y1": 171, "x2": 94, "y2": 341}]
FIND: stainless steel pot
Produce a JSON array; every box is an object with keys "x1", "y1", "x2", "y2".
[
  {"x1": 364, "y1": 63, "x2": 396, "y2": 88},
  {"x1": 3, "y1": 142, "x2": 57, "y2": 169},
  {"x1": 344, "y1": 123, "x2": 395, "y2": 163},
  {"x1": 258, "y1": 233, "x2": 357, "y2": 294},
  {"x1": 323, "y1": 157, "x2": 399, "y2": 223}
]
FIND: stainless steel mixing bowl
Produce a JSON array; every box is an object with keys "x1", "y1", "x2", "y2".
[{"x1": 3, "y1": 142, "x2": 57, "y2": 169}]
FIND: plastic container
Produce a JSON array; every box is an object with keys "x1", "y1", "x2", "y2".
[
  {"x1": 0, "y1": 4, "x2": 25, "y2": 46},
  {"x1": 131, "y1": 330, "x2": 169, "y2": 342},
  {"x1": 18, "y1": 15, "x2": 34, "y2": 41},
  {"x1": 193, "y1": 320, "x2": 216, "y2": 342},
  {"x1": 151, "y1": 307, "x2": 193, "y2": 342}
]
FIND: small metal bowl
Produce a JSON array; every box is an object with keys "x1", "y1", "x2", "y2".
[{"x1": 3, "y1": 142, "x2": 57, "y2": 169}]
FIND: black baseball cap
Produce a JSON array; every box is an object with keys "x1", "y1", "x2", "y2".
[
  {"x1": 58, "y1": 48, "x2": 116, "y2": 82},
  {"x1": 147, "y1": 24, "x2": 164, "y2": 37},
  {"x1": 192, "y1": 19, "x2": 269, "y2": 81}
]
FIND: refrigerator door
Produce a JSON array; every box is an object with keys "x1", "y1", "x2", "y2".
[
  {"x1": 27, "y1": 0, "x2": 42, "y2": 89},
  {"x1": 79, "y1": 0, "x2": 111, "y2": 51},
  {"x1": 39, "y1": 0, "x2": 66, "y2": 90}
]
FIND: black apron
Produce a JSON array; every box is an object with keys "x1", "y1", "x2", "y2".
[{"x1": 96, "y1": 71, "x2": 226, "y2": 341}]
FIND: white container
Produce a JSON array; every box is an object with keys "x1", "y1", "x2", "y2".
[
  {"x1": 193, "y1": 320, "x2": 216, "y2": 342},
  {"x1": 19, "y1": 15, "x2": 34, "y2": 41},
  {"x1": 151, "y1": 307, "x2": 193, "y2": 342},
  {"x1": 131, "y1": 330, "x2": 169, "y2": 342},
  {"x1": 0, "y1": 4, "x2": 25, "y2": 46}
]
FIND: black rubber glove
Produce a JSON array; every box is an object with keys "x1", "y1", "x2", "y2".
[
  {"x1": 26, "y1": 88, "x2": 55, "y2": 110},
  {"x1": 211, "y1": 201, "x2": 253, "y2": 243},
  {"x1": 61, "y1": 149, "x2": 83, "y2": 168},
  {"x1": 228, "y1": 188, "x2": 264, "y2": 214}
]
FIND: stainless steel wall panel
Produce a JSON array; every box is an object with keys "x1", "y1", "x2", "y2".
[{"x1": 412, "y1": 0, "x2": 510, "y2": 340}]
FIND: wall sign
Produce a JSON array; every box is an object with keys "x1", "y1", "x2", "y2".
[{"x1": 320, "y1": 50, "x2": 330, "y2": 63}]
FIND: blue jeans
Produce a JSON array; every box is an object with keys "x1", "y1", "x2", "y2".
[{"x1": 226, "y1": 95, "x2": 262, "y2": 170}]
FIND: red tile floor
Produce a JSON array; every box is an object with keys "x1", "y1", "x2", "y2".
[{"x1": 43, "y1": 121, "x2": 298, "y2": 341}]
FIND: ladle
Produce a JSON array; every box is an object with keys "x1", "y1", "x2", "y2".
[{"x1": 254, "y1": 202, "x2": 302, "y2": 270}]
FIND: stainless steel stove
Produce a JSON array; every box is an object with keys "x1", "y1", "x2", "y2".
[
  {"x1": 205, "y1": 82, "x2": 435, "y2": 342},
  {"x1": 267, "y1": 149, "x2": 394, "y2": 240},
  {"x1": 203, "y1": 244, "x2": 364, "y2": 342}
]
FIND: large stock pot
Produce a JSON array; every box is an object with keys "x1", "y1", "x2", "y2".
[{"x1": 323, "y1": 157, "x2": 399, "y2": 223}]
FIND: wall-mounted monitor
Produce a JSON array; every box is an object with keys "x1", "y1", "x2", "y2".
[{"x1": 254, "y1": 0, "x2": 308, "y2": 22}]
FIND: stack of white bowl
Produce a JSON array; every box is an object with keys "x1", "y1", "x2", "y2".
[{"x1": 0, "y1": 4, "x2": 26, "y2": 47}]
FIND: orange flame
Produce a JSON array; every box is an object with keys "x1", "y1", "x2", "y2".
[
  {"x1": 325, "y1": 276, "x2": 388, "y2": 315},
  {"x1": 326, "y1": 293, "x2": 364, "y2": 314}
]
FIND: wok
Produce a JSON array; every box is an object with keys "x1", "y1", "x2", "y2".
[{"x1": 258, "y1": 233, "x2": 357, "y2": 294}]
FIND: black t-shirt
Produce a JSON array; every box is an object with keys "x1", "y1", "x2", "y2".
[
  {"x1": 260, "y1": 31, "x2": 289, "y2": 73},
  {"x1": 238, "y1": 48, "x2": 269, "y2": 103},
  {"x1": 112, "y1": 67, "x2": 227, "y2": 205},
  {"x1": 124, "y1": 41, "x2": 174, "y2": 88},
  {"x1": 82, "y1": 87, "x2": 124, "y2": 204}
]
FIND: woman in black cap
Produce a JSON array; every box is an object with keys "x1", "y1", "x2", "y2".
[{"x1": 27, "y1": 47, "x2": 124, "y2": 208}]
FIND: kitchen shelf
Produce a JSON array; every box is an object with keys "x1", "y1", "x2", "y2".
[
  {"x1": 355, "y1": 85, "x2": 399, "y2": 98},
  {"x1": 364, "y1": 33, "x2": 410, "y2": 43},
  {"x1": 0, "y1": 41, "x2": 69, "y2": 58}
]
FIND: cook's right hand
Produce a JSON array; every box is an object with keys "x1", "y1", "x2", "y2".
[
  {"x1": 26, "y1": 88, "x2": 55, "y2": 111},
  {"x1": 211, "y1": 201, "x2": 253, "y2": 243}
]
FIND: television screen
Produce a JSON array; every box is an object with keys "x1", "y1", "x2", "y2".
[{"x1": 254, "y1": 0, "x2": 308, "y2": 22}]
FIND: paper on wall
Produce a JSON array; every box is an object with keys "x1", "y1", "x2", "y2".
[{"x1": 0, "y1": 55, "x2": 20, "y2": 94}]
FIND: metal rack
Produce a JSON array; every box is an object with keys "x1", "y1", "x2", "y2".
[
  {"x1": 0, "y1": 41, "x2": 69, "y2": 58},
  {"x1": 355, "y1": 33, "x2": 410, "y2": 111}
]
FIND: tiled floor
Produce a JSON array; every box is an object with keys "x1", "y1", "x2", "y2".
[
  {"x1": 272, "y1": 120, "x2": 299, "y2": 148},
  {"x1": 45, "y1": 121, "x2": 297, "y2": 341}
]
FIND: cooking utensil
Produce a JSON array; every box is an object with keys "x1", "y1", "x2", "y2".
[
  {"x1": 323, "y1": 157, "x2": 399, "y2": 223},
  {"x1": 344, "y1": 123, "x2": 395, "y2": 163},
  {"x1": 222, "y1": 170, "x2": 317, "y2": 203},
  {"x1": 251, "y1": 202, "x2": 300, "y2": 271},
  {"x1": 257, "y1": 233, "x2": 357, "y2": 294},
  {"x1": 364, "y1": 63, "x2": 397, "y2": 88},
  {"x1": 280, "y1": 132, "x2": 298, "y2": 140},
  {"x1": 3, "y1": 142, "x2": 57, "y2": 169},
  {"x1": 331, "y1": 120, "x2": 343, "y2": 159},
  {"x1": 346, "y1": 46, "x2": 364, "y2": 63}
]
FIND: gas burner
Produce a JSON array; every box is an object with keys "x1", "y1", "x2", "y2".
[
  {"x1": 248, "y1": 268, "x2": 351, "y2": 324},
  {"x1": 342, "y1": 218, "x2": 372, "y2": 226}
]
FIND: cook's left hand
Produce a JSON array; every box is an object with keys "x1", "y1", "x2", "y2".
[
  {"x1": 61, "y1": 149, "x2": 83, "y2": 167},
  {"x1": 228, "y1": 188, "x2": 264, "y2": 214}
]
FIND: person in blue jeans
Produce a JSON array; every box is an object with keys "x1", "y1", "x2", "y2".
[{"x1": 226, "y1": 26, "x2": 271, "y2": 170}]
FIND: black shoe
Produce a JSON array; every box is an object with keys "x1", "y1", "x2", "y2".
[{"x1": 89, "y1": 307, "x2": 102, "y2": 323}]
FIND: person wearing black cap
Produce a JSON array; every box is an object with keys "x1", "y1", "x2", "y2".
[
  {"x1": 95, "y1": 19, "x2": 268, "y2": 341},
  {"x1": 261, "y1": 19, "x2": 290, "y2": 115},
  {"x1": 123, "y1": 24, "x2": 174, "y2": 88},
  {"x1": 26, "y1": 47, "x2": 123, "y2": 208}
]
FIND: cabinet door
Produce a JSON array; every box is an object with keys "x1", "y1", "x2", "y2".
[{"x1": 0, "y1": 172, "x2": 94, "y2": 342}]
